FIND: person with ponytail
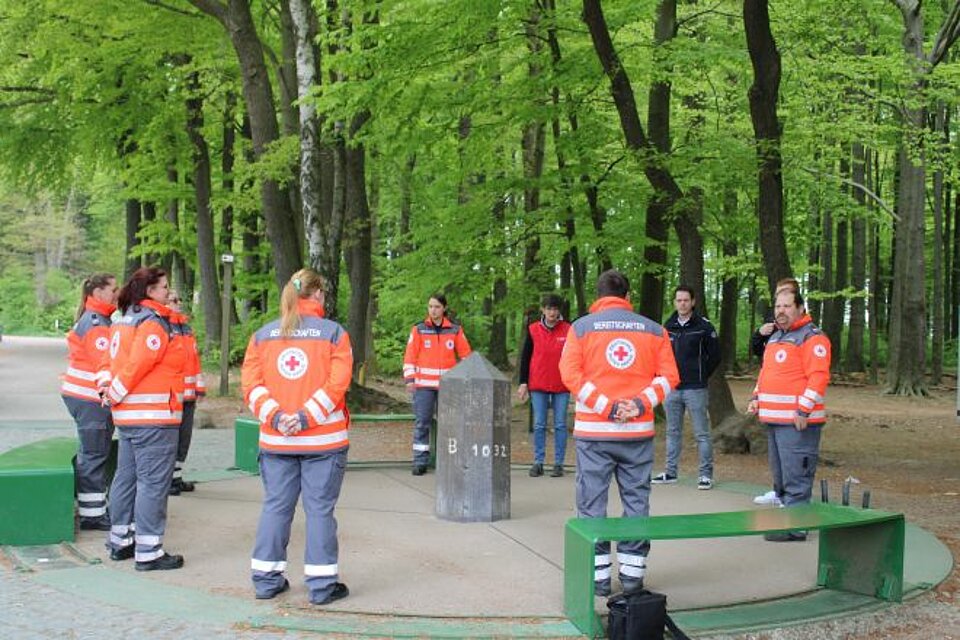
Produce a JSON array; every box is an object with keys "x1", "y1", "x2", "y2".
[
  {"x1": 104, "y1": 267, "x2": 187, "y2": 571},
  {"x1": 61, "y1": 273, "x2": 118, "y2": 531},
  {"x1": 167, "y1": 291, "x2": 202, "y2": 495},
  {"x1": 241, "y1": 268, "x2": 353, "y2": 605},
  {"x1": 402, "y1": 293, "x2": 472, "y2": 475}
]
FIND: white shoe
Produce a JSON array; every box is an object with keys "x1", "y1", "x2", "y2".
[{"x1": 753, "y1": 490, "x2": 783, "y2": 507}]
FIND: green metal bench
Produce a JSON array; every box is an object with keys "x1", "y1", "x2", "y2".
[
  {"x1": 0, "y1": 437, "x2": 79, "y2": 545},
  {"x1": 564, "y1": 503, "x2": 905, "y2": 638},
  {"x1": 234, "y1": 413, "x2": 425, "y2": 473}
]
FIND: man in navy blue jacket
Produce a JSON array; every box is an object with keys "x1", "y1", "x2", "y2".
[{"x1": 652, "y1": 286, "x2": 721, "y2": 489}]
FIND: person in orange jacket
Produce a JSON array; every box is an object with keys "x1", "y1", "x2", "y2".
[
  {"x1": 559, "y1": 270, "x2": 680, "y2": 596},
  {"x1": 167, "y1": 291, "x2": 202, "y2": 495},
  {"x1": 61, "y1": 273, "x2": 118, "y2": 531},
  {"x1": 402, "y1": 293, "x2": 472, "y2": 476},
  {"x1": 747, "y1": 287, "x2": 831, "y2": 542},
  {"x1": 104, "y1": 267, "x2": 186, "y2": 571},
  {"x1": 241, "y1": 268, "x2": 353, "y2": 605}
]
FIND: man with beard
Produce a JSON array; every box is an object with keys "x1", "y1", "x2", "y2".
[{"x1": 747, "y1": 287, "x2": 831, "y2": 542}]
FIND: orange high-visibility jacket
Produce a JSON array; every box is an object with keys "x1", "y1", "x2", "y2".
[
  {"x1": 107, "y1": 299, "x2": 187, "y2": 426},
  {"x1": 241, "y1": 298, "x2": 353, "y2": 455},
  {"x1": 402, "y1": 316, "x2": 472, "y2": 389},
  {"x1": 753, "y1": 315, "x2": 831, "y2": 426},
  {"x1": 61, "y1": 297, "x2": 116, "y2": 402},
  {"x1": 171, "y1": 314, "x2": 204, "y2": 402},
  {"x1": 559, "y1": 297, "x2": 680, "y2": 441}
]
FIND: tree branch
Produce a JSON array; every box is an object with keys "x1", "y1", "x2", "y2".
[
  {"x1": 888, "y1": 0, "x2": 918, "y2": 19},
  {"x1": 0, "y1": 97, "x2": 55, "y2": 109},
  {"x1": 186, "y1": 0, "x2": 227, "y2": 23},
  {"x1": 801, "y1": 167, "x2": 900, "y2": 222},
  {"x1": 0, "y1": 86, "x2": 54, "y2": 94},
  {"x1": 676, "y1": 1, "x2": 738, "y2": 29},
  {"x1": 929, "y1": 0, "x2": 960, "y2": 67},
  {"x1": 141, "y1": 0, "x2": 203, "y2": 17}
]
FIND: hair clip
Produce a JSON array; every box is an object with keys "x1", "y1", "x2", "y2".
[{"x1": 293, "y1": 277, "x2": 302, "y2": 292}]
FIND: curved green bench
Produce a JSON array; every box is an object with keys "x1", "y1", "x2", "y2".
[
  {"x1": 0, "y1": 437, "x2": 78, "y2": 545},
  {"x1": 565, "y1": 503, "x2": 905, "y2": 638}
]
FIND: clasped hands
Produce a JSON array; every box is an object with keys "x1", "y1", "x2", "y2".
[
  {"x1": 275, "y1": 412, "x2": 305, "y2": 436},
  {"x1": 608, "y1": 399, "x2": 643, "y2": 423}
]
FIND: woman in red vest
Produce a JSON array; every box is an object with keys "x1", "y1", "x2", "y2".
[
  {"x1": 517, "y1": 294, "x2": 572, "y2": 477},
  {"x1": 62, "y1": 273, "x2": 118, "y2": 531},
  {"x1": 241, "y1": 268, "x2": 353, "y2": 604}
]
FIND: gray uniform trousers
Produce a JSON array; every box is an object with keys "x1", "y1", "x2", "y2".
[
  {"x1": 575, "y1": 438, "x2": 653, "y2": 589},
  {"x1": 251, "y1": 448, "x2": 348, "y2": 601},
  {"x1": 107, "y1": 426, "x2": 178, "y2": 562},
  {"x1": 767, "y1": 424, "x2": 822, "y2": 507},
  {"x1": 173, "y1": 401, "x2": 196, "y2": 481},
  {"x1": 63, "y1": 396, "x2": 114, "y2": 522},
  {"x1": 412, "y1": 388, "x2": 437, "y2": 466}
]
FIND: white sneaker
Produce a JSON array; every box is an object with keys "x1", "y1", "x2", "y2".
[{"x1": 753, "y1": 490, "x2": 783, "y2": 507}]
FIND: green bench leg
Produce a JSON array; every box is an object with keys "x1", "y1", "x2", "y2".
[
  {"x1": 564, "y1": 523, "x2": 603, "y2": 638},
  {"x1": 817, "y1": 515, "x2": 905, "y2": 602}
]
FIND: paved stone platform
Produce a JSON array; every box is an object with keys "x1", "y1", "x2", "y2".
[{"x1": 0, "y1": 335, "x2": 952, "y2": 638}]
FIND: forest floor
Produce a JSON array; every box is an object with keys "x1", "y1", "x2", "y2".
[{"x1": 199, "y1": 372, "x2": 960, "y2": 639}]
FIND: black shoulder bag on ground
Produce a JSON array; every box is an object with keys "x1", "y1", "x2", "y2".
[{"x1": 606, "y1": 589, "x2": 691, "y2": 640}]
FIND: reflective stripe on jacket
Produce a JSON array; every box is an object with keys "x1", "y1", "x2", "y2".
[
  {"x1": 402, "y1": 317, "x2": 471, "y2": 389},
  {"x1": 240, "y1": 298, "x2": 353, "y2": 455},
  {"x1": 62, "y1": 297, "x2": 116, "y2": 402},
  {"x1": 108, "y1": 299, "x2": 186, "y2": 426},
  {"x1": 754, "y1": 315, "x2": 831, "y2": 426},
  {"x1": 559, "y1": 297, "x2": 680, "y2": 441}
]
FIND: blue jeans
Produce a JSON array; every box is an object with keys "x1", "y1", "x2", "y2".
[
  {"x1": 663, "y1": 387, "x2": 713, "y2": 479},
  {"x1": 530, "y1": 391, "x2": 569, "y2": 465}
]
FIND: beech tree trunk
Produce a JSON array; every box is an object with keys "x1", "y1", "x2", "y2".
[
  {"x1": 185, "y1": 70, "x2": 222, "y2": 347},
  {"x1": 522, "y1": 5, "x2": 550, "y2": 294},
  {"x1": 345, "y1": 112, "x2": 373, "y2": 377},
  {"x1": 584, "y1": 0, "x2": 753, "y2": 452},
  {"x1": 639, "y1": 0, "x2": 676, "y2": 321},
  {"x1": 720, "y1": 239, "x2": 739, "y2": 374},
  {"x1": 163, "y1": 167, "x2": 185, "y2": 290},
  {"x1": 220, "y1": 91, "x2": 239, "y2": 324},
  {"x1": 846, "y1": 142, "x2": 867, "y2": 372},
  {"x1": 124, "y1": 199, "x2": 141, "y2": 279},
  {"x1": 582, "y1": 0, "x2": 686, "y2": 262},
  {"x1": 188, "y1": 0, "x2": 302, "y2": 288},
  {"x1": 930, "y1": 104, "x2": 946, "y2": 384},
  {"x1": 744, "y1": 0, "x2": 792, "y2": 292}
]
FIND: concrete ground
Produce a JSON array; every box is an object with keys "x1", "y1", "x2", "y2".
[{"x1": 0, "y1": 336, "x2": 952, "y2": 639}]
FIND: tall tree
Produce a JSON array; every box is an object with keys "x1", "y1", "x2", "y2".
[
  {"x1": 521, "y1": 3, "x2": 550, "y2": 295},
  {"x1": 185, "y1": 68, "x2": 222, "y2": 346},
  {"x1": 582, "y1": 0, "x2": 686, "y2": 318},
  {"x1": 743, "y1": 0, "x2": 792, "y2": 293},
  {"x1": 846, "y1": 142, "x2": 867, "y2": 372},
  {"x1": 885, "y1": 0, "x2": 960, "y2": 395},
  {"x1": 188, "y1": 0, "x2": 302, "y2": 287},
  {"x1": 639, "y1": 0, "x2": 676, "y2": 321}
]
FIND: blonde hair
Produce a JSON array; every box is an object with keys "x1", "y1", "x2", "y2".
[{"x1": 280, "y1": 268, "x2": 326, "y2": 336}]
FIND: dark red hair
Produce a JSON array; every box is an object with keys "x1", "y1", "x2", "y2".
[{"x1": 118, "y1": 267, "x2": 166, "y2": 313}]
